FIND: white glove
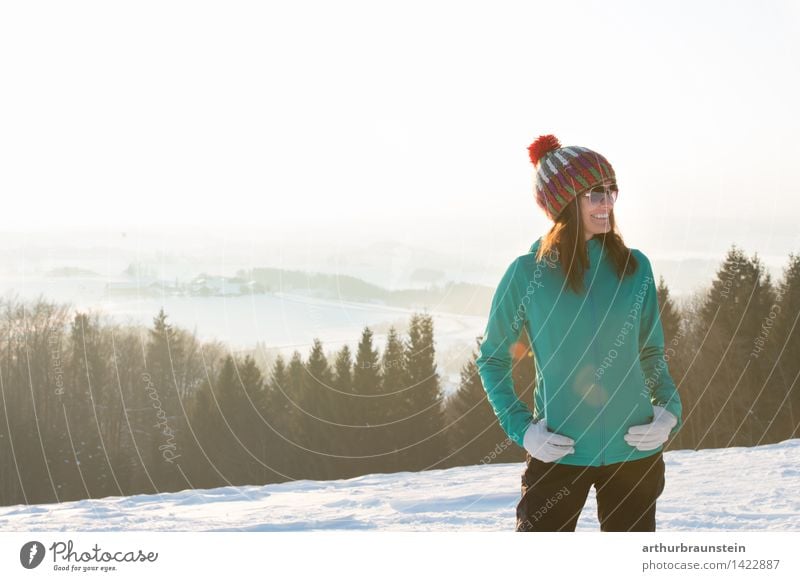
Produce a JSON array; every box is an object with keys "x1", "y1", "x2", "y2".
[
  {"x1": 523, "y1": 419, "x2": 575, "y2": 462},
  {"x1": 624, "y1": 405, "x2": 677, "y2": 451}
]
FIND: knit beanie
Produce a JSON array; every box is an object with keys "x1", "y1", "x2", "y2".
[{"x1": 527, "y1": 134, "x2": 616, "y2": 221}]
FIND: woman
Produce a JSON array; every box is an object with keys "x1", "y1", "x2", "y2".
[{"x1": 475, "y1": 134, "x2": 683, "y2": 532}]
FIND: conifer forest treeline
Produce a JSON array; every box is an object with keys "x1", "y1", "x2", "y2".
[{"x1": 1, "y1": 245, "x2": 798, "y2": 507}]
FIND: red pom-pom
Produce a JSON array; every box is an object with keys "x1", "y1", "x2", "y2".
[{"x1": 528, "y1": 134, "x2": 561, "y2": 166}]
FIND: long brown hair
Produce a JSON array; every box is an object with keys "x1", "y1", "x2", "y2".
[{"x1": 535, "y1": 196, "x2": 638, "y2": 294}]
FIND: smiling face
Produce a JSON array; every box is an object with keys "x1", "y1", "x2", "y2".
[{"x1": 579, "y1": 181, "x2": 617, "y2": 240}]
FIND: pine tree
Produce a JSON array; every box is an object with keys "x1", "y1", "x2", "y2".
[
  {"x1": 142, "y1": 308, "x2": 185, "y2": 491},
  {"x1": 655, "y1": 276, "x2": 689, "y2": 451},
  {"x1": 352, "y1": 327, "x2": 382, "y2": 474},
  {"x1": 330, "y1": 344, "x2": 360, "y2": 477},
  {"x1": 236, "y1": 354, "x2": 269, "y2": 484},
  {"x1": 209, "y1": 355, "x2": 241, "y2": 483},
  {"x1": 686, "y1": 246, "x2": 773, "y2": 448},
  {"x1": 304, "y1": 338, "x2": 335, "y2": 479},
  {"x1": 378, "y1": 326, "x2": 408, "y2": 474},
  {"x1": 399, "y1": 312, "x2": 446, "y2": 472},
  {"x1": 657, "y1": 276, "x2": 682, "y2": 345},
  {"x1": 444, "y1": 338, "x2": 516, "y2": 467},
  {"x1": 187, "y1": 372, "x2": 222, "y2": 489},
  {"x1": 283, "y1": 350, "x2": 318, "y2": 479},
  {"x1": 260, "y1": 354, "x2": 295, "y2": 482},
  {"x1": 766, "y1": 253, "x2": 800, "y2": 441},
  {"x1": 68, "y1": 312, "x2": 120, "y2": 498}
]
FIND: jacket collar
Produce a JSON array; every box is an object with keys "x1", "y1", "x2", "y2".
[
  {"x1": 529, "y1": 235, "x2": 604, "y2": 255},
  {"x1": 587, "y1": 235, "x2": 604, "y2": 253}
]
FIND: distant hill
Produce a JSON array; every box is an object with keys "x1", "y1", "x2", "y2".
[
  {"x1": 45, "y1": 266, "x2": 101, "y2": 277},
  {"x1": 239, "y1": 267, "x2": 493, "y2": 316}
]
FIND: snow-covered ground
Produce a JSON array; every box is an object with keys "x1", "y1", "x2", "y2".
[{"x1": 2, "y1": 440, "x2": 798, "y2": 532}]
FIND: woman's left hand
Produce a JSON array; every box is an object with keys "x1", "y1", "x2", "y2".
[{"x1": 624, "y1": 405, "x2": 678, "y2": 451}]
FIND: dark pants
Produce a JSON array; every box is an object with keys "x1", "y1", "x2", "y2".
[{"x1": 515, "y1": 451, "x2": 666, "y2": 532}]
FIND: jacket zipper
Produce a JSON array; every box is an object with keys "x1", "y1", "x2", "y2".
[{"x1": 588, "y1": 253, "x2": 605, "y2": 466}]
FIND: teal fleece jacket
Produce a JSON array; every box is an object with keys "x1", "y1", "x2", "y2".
[{"x1": 475, "y1": 235, "x2": 683, "y2": 466}]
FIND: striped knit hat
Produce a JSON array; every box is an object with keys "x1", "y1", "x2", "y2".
[{"x1": 528, "y1": 134, "x2": 616, "y2": 221}]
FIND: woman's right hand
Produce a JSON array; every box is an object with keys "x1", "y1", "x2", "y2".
[{"x1": 523, "y1": 419, "x2": 575, "y2": 462}]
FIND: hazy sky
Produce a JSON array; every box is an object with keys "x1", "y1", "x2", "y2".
[{"x1": 2, "y1": 0, "x2": 799, "y2": 267}]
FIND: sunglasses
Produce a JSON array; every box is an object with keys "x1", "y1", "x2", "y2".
[{"x1": 581, "y1": 184, "x2": 619, "y2": 205}]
